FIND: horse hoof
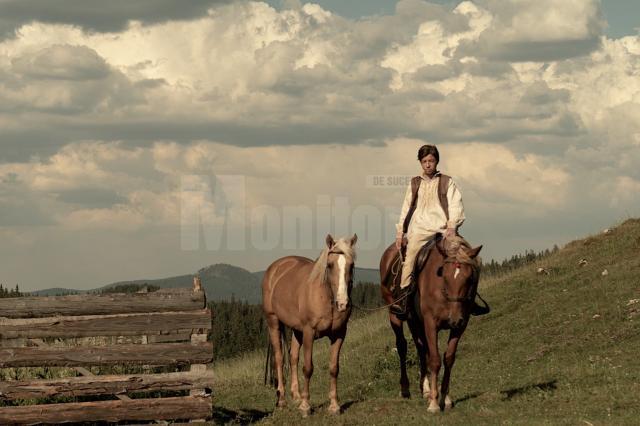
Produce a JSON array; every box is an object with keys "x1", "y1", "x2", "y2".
[
  {"x1": 427, "y1": 400, "x2": 440, "y2": 413},
  {"x1": 276, "y1": 400, "x2": 287, "y2": 409},
  {"x1": 444, "y1": 396, "x2": 453, "y2": 410},
  {"x1": 299, "y1": 401, "x2": 311, "y2": 417},
  {"x1": 400, "y1": 389, "x2": 411, "y2": 399},
  {"x1": 327, "y1": 403, "x2": 341, "y2": 415}
]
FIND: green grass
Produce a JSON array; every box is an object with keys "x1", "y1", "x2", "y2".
[{"x1": 213, "y1": 219, "x2": 640, "y2": 425}]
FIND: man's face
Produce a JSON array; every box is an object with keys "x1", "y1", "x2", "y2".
[{"x1": 420, "y1": 154, "x2": 438, "y2": 176}]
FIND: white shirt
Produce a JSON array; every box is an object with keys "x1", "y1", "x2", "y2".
[{"x1": 395, "y1": 172, "x2": 465, "y2": 238}]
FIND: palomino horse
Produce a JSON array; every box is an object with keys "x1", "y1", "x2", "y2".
[
  {"x1": 262, "y1": 234, "x2": 357, "y2": 416},
  {"x1": 380, "y1": 235, "x2": 481, "y2": 412}
]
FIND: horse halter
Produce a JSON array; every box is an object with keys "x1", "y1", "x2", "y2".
[{"x1": 441, "y1": 259, "x2": 477, "y2": 303}]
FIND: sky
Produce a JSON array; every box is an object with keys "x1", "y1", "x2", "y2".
[{"x1": 0, "y1": 0, "x2": 639, "y2": 291}]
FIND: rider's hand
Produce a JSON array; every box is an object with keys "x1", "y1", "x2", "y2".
[
  {"x1": 444, "y1": 228, "x2": 456, "y2": 239},
  {"x1": 395, "y1": 235, "x2": 404, "y2": 250}
]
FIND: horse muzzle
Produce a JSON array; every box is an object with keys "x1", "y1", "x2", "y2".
[
  {"x1": 335, "y1": 300, "x2": 349, "y2": 312},
  {"x1": 448, "y1": 313, "x2": 465, "y2": 329}
]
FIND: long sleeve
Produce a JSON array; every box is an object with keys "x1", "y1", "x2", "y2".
[
  {"x1": 395, "y1": 183, "x2": 413, "y2": 237},
  {"x1": 446, "y1": 179, "x2": 465, "y2": 229}
]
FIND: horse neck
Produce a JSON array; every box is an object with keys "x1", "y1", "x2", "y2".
[
  {"x1": 307, "y1": 269, "x2": 352, "y2": 326},
  {"x1": 422, "y1": 247, "x2": 445, "y2": 289},
  {"x1": 306, "y1": 268, "x2": 334, "y2": 304}
]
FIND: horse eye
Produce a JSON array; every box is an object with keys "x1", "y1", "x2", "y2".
[{"x1": 436, "y1": 266, "x2": 443, "y2": 277}]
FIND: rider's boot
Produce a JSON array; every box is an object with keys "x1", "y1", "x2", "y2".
[{"x1": 390, "y1": 274, "x2": 414, "y2": 318}]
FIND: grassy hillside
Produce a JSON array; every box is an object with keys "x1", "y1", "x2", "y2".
[{"x1": 212, "y1": 219, "x2": 640, "y2": 425}]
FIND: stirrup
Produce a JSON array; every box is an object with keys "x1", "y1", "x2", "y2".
[{"x1": 390, "y1": 284, "x2": 412, "y2": 317}]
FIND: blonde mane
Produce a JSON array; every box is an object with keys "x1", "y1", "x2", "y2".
[
  {"x1": 307, "y1": 238, "x2": 357, "y2": 285},
  {"x1": 443, "y1": 235, "x2": 480, "y2": 268}
]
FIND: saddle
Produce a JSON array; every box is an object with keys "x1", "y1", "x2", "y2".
[
  {"x1": 389, "y1": 234, "x2": 441, "y2": 294},
  {"x1": 411, "y1": 234, "x2": 442, "y2": 283}
]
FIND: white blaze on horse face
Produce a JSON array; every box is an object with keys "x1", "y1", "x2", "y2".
[
  {"x1": 336, "y1": 255, "x2": 349, "y2": 309},
  {"x1": 454, "y1": 267, "x2": 460, "y2": 280}
]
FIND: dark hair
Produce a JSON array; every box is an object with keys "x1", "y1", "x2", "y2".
[{"x1": 417, "y1": 144, "x2": 439, "y2": 162}]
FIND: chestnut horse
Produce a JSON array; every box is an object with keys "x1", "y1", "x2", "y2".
[
  {"x1": 380, "y1": 235, "x2": 481, "y2": 412},
  {"x1": 262, "y1": 234, "x2": 357, "y2": 417}
]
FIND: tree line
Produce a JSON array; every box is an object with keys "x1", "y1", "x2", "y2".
[
  {"x1": 481, "y1": 245, "x2": 559, "y2": 278},
  {"x1": 0, "y1": 284, "x2": 22, "y2": 298}
]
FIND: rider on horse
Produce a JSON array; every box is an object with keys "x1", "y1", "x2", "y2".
[{"x1": 391, "y1": 144, "x2": 488, "y2": 316}]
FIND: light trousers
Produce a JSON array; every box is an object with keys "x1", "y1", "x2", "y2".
[{"x1": 400, "y1": 231, "x2": 437, "y2": 288}]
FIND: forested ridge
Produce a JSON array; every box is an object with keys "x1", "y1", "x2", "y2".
[{"x1": 0, "y1": 284, "x2": 22, "y2": 298}]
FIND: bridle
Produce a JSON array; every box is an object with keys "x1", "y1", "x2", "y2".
[{"x1": 441, "y1": 258, "x2": 478, "y2": 304}]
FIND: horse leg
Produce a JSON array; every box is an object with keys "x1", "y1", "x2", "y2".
[
  {"x1": 267, "y1": 318, "x2": 286, "y2": 408},
  {"x1": 390, "y1": 313, "x2": 410, "y2": 398},
  {"x1": 327, "y1": 328, "x2": 346, "y2": 415},
  {"x1": 440, "y1": 328, "x2": 464, "y2": 410},
  {"x1": 290, "y1": 329, "x2": 303, "y2": 402},
  {"x1": 425, "y1": 319, "x2": 441, "y2": 413},
  {"x1": 299, "y1": 328, "x2": 314, "y2": 417},
  {"x1": 407, "y1": 315, "x2": 428, "y2": 399}
]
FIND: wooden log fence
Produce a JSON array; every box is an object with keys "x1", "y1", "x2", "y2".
[{"x1": 0, "y1": 278, "x2": 214, "y2": 424}]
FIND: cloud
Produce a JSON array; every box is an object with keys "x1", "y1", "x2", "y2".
[
  {"x1": 0, "y1": 44, "x2": 146, "y2": 118},
  {"x1": 611, "y1": 176, "x2": 640, "y2": 208},
  {"x1": 0, "y1": 0, "x2": 612, "y2": 163},
  {"x1": 445, "y1": 143, "x2": 571, "y2": 212},
  {"x1": 0, "y1": 132, "x2": 637, "y2": 290},
  {"x1": 0, "y1": 0, "x2": 230, "y2": 38},
  {"x1": 55, "y1": 188, "x2": 128, "y2": 208},
  {"x1": 0, "y1": 138, "x2": 574, "y2": 230},
  {"x1": 472, "y1": 0, "x2": 605, "y2": 62},
  {"x1": 0, "y1": 140, "x2": 595, "y2": 220},
  {"x1": 11, "y1": 44, "x2": 110, "y2": 80},
  {"x1": 0, "y1": 1, "x2": 639, "y2": 291}
]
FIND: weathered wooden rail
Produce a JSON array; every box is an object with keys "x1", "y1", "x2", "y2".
[{"x1": 0, "y1": 278, "x2": 214, "y2": 424}]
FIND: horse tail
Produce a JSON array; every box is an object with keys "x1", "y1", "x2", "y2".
[
  {"x1": 264, "y1": 322, "x2": 290, "y2": 388},
  {"x1": 263, "y1": 330, "x2": 273, "y2": 387},
  {"x1": 280, "y1": 323, "x2": 290, "y2": 381}
]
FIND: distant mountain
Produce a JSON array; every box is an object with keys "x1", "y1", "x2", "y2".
[
  {"x1": 29, "y1": 287, "x2": 84, "y2": 296},
  {"x1": 34, "y1": 264, "x2": 380, "y2": 303},
  {"x1": 198, "y1": 263, "x2": 262, "y2": 303},
  {"x1": 93, "y1": 265, "x2": 262, "y2": 303},
  {"x1": 252, "y1": 267, "x2": 379, "y2": 286},
  {"x1": 99, "y1": 274, "x2": 194, "y2": 294}
]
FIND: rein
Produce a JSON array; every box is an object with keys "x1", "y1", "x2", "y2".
[
  {"x1": 352, "y1": 253, "x2": 410, "y2": 312},
  {"x1": 351, "y1": 291, "x2": 410, "y2": 312}
]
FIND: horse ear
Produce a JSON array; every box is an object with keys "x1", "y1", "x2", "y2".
[
  {"x1": 468, "y1": 245, "x2": 483, "y2": 258},
  {"x1": 350, "y1": 233, "x2": 358, "y2": 246},
  {"x1": 326, "y1": 234, "x2": 335, "y2": 248}
]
